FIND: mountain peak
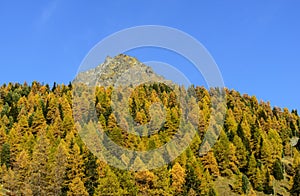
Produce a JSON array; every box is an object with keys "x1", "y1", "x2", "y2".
[{"x1": 74, "y1": 54, "x2": 164, "y2": 87}]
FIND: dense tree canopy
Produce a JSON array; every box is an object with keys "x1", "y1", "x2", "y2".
[{"x1": 0, "y1": 82, "x2": 299, "y2": 195}]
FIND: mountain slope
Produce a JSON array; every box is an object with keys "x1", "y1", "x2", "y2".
[{"x1": 0, "y1": 55, "x2": 299, "y2": 195}]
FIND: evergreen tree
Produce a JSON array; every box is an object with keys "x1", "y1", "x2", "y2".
[
  {"x1": 83, "y1": 150, "x2": 99, "y2": 195},
  {"x1": 0, "y1": 143, "x2": 10, "y2": 168},
  {"x1": 291, "y1": 165, "x2": 300, "y2": 195},
  {"x1": 0, "y1": 126, "x2": 7, "y2": 146},
  {"x1": 184, "y1": 164, "x2": 201, "y2": 195},
  {"x1": 263, "y1": 169, "x2": 274, "y2": 194},
  {"x1": 242, "y1": 174, "x2": 250, "y2": 194},
  {"x1": 273, "y1": 159, "x2": 284, "y2": 181}
]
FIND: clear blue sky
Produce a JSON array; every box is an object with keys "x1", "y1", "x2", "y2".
[{"x1": 0, "y1": 1, "x2": 299, "y2": 110}]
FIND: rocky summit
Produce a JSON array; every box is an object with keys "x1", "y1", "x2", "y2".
[{"x1": 73, "y1": 54, "x2": 165, "y2": 87}]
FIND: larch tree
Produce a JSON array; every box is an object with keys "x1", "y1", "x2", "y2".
[
  {"x1": 199, "y1": 169, "x2": 216, "y2": 196},
  {"x1": 2, "y1": 167, "x2": 18, "y2": 194},
  {"x1": 268, "y1": 129, "x2": 283, "y2": 161},
  {"x1": 48, "y1": 140, "x2": 68, "y2": 195},
  {"x1": 233, "y1": 135, "x2": 248, "y2": 170},
  {"x1": 46, "y1": 93, "x2": 59, "y2": 124},
  {"x1": 30, "y1": 106, "x2": 46, "y2": 134},
  {"x1": 224, "y1": 108, "x2": 238, "y2": 141},
  {"x1": 232, "y1": 172, "x2": 243, "y2": 194},
  {"x1": 247, "y1": 153, "x2": 257, "y2": 180},
  {"x1": 260, "y1": 137, "x2": 273, "y2": 170},
  {"x1": 94, "y1": 166, "x2": 123, "y2": 195},
  {"x1": 171, "y1": 162, "x2": 185, "y2": 194},
  {"x1": 67, "y1": 177, "x2": 89, "y2": 196},
  {"x1": 7, "y1": 127, "x2": 22, "y2": 163},
  {"x1": 152, "y1": 165, "x2": 171, "y2": 195},
  {"x1": 200, "y1": 151, "x2": 220, "y2": 178},
  {"x1": 13, "y1": 150, "x2": 31, "y2": 195},
  {"x1": 66, "y1": 142, "x2": 85, "y2": 188},
  {"x1": 29, "y1": 131, "x2": 51, "y2": 195},
  {"x1": 214, "y1": 130, "x2": 232, "y2": 176},
  {"x1": 237, "y1": 117, "x2": 251, "y2": 151},
  {"x1": 134, "y1": 170, "x2": 156, "y2": 194}
]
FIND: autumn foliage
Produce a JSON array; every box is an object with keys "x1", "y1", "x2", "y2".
[{"x1": 0, "y1": 81, "x2": 299, "y2": 195}]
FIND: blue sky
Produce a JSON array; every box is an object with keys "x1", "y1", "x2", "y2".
[{"x1": 0, "y1": 1, "x2": 299, "y2": 110}]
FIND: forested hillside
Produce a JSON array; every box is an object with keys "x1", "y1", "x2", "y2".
[{"x1": 0, "y1": 80, "x2": 300, "y2": 195}]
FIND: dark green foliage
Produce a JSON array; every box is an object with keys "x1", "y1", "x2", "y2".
[
  {"x1": 1, "y1": 103, "x2": 10, "y2": 117},
  {"x1": 273, "y1": 159, "x2": 284, "y2": 180},
  {"x1": 208, "y1": 187, "x2": 217, "y2": 196},
  {"x1": 242, "y1": 174, "x2": 250, "y2": 194},
  {"x1": 84, "y1": 152, "x2": 99, "y2": 195},
  {"x1": 184, "y1": 164, "x2": 201, "y2": 195},
  {"x1": 263, "y1": 170, "x2": 274, "y2": 194},
  {"x1": 52, "y1": 82, "x2": 57, "y2": 92},
  {"x1": 1, "y1": 143, "x2": 10, "y2": 167},
  {"x1": 291, "y1": 165, "x2": 300, "y2": 195}
]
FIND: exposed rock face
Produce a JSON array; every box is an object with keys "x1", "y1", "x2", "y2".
[{"x1": 73, "y1": 54, "x2": 165, "y2": 87}]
